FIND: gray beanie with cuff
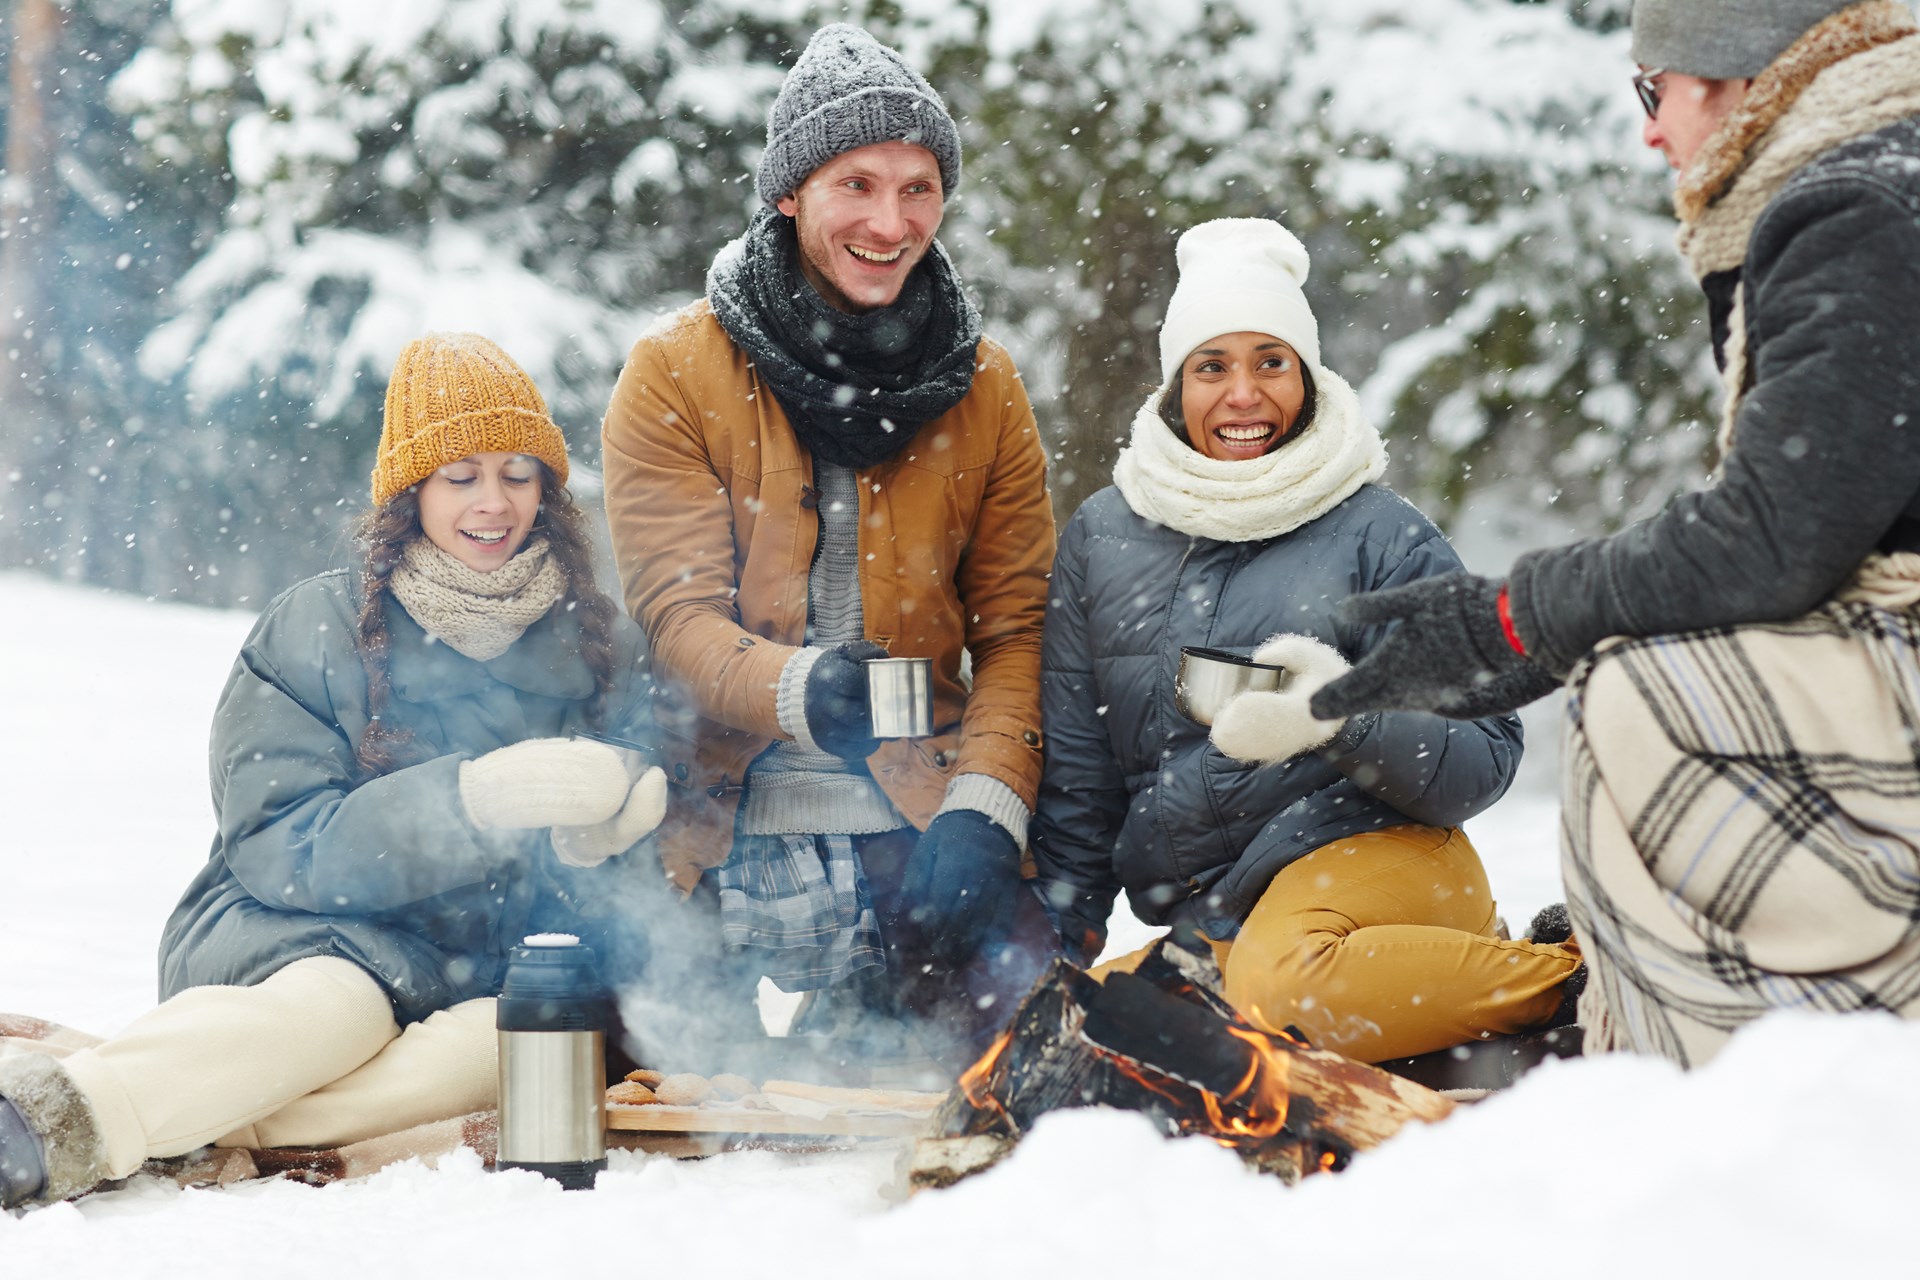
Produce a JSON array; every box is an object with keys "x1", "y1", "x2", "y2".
[
  {"x1": 1631, "y1": 0, "x2": 1866, "y2": 78},
  {"x1": 756, "y1": 24, "x2": 963, "y2": 207}
]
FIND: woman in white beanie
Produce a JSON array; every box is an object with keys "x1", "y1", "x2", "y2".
[
  {"x1": 0, "y1": 334, "x2": 670, "y2": 1209},
  {"x1": 1030, "y1": 219, "x2": 1582, "y2": 1065}
]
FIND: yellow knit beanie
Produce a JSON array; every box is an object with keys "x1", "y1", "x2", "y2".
[{"x1": 371, "y1": 332, "x2": 570, "y2": 505}]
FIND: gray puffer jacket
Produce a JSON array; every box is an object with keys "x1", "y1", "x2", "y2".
[
  {"x1": 158, "y1": 568, "x2": 657, "y2": 1024},
  {"x1": 1032, "y1": 484, "x2": 1522, "y2": 961}
]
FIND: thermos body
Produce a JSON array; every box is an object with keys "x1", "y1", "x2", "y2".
[
  {"x1": 497, "y1": 1028, "x2": 606, "y2": 1165},
  {"x1": 494, "y1": 934, "x2": 608, "y2": 1189}
]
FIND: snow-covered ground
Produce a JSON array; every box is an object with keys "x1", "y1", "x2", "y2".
[{"x1": 2, "y1": 571, "x2": 1913, "y2": 1274}]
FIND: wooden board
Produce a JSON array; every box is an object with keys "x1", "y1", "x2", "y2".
[{"x1": 605, "y1": 1103, "x2": 933, "y2": 1138}]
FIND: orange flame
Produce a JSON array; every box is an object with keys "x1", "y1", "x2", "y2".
[
  {"x1": 1197, "y1": 1024, "x2": 1293, "y2": 1140},
  {"x1": 956, "y1": 1026, "x2": 1016, "y2": 1130}
]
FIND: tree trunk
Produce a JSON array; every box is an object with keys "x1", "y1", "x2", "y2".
[{"x1": 0, "y1": 0, "x2": 62, "y2": 564}]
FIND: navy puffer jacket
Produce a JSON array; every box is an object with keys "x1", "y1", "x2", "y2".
[{"x1": 1032, "y1": 483, "x2": 1522, "y2": 960}]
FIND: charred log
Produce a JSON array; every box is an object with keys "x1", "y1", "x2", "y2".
[{"x1": 920, "y1": 942, "x2": 1453, "y2": 1191}]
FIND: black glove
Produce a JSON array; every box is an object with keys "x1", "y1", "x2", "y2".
[
  {"x1": 900, "y1": 810, "x2": 1025, "y2": 965},
  {"x1": 1308, "y1": 572, "x2": 1562, "y2": 722},
  {"x1": 802, "y1": 640, "x2": 888, "y2": 761}
]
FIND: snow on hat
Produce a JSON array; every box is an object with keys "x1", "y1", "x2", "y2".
[
  {"x1": 1158, "y1": 218, "x2": 1320, "y2": 384},
  {"x1": 1631, "y1": 0, "x2": 1867, "y2": 78},
  {"x1": 756, "y1": 23, "x2": 962, "y2": 207},
  {"x1": 371, "y1": 333, "x2": 568, "y2": 505}
]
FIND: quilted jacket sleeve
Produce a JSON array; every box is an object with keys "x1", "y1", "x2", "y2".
[
  {"x1": 208, "y1": 584, "x2": 528, "y2": 918},
  {"x1": 1029, "y1": 510, "x2": 1127, "y2": 964}
]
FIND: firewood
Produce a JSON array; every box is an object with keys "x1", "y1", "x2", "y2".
[{"x1": 917, "y1": 947, "x2": 1453, "y2": 1192}]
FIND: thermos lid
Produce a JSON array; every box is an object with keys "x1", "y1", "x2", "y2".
[{"x1": 497, "y1": 934, "x2": 609, "y2": 1032}]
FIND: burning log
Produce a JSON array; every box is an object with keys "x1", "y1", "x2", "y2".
[{"x1": 912, "y1": 944, "x2": 1453, "y2": 1190}]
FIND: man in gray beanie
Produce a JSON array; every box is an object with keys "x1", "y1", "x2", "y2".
[
  {"x1": 1312, "y1": 0, "x2": 1920, "y2": 1067},
  {"x1": 600, "y1": 24, "x2": 1059, "y2": 1072}
]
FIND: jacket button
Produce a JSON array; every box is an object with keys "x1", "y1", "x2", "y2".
[
  {"x1": 707, "y1": 784, "x2": 726, "y2": 798},
  {"x1": 737, "y1": 635, "x2": 755, "y2": 648},
  {"x1": 674, "y1": 763, "x2": 689, "y2": 781},
  {"x1": 1023, "y1": 730, "x2": 1041, "y2": 747},
  {"x1": 933, "y1": 750, "x2": 949, "y2": 768}
]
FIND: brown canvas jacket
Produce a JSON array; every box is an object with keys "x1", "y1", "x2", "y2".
[{"x1": 602, "y1": 300, "x2": 1054, "y2": 891}]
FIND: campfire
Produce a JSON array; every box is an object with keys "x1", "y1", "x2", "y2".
[{"x1": 911, "y1": 941, "x2": 1454, "y2": 1190}]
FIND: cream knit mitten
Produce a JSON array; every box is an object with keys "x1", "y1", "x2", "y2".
[
  {"x1": 1209, "y1": 634, "x2": 1352, "y2": 764},
  {"x1": 458, "y1": 738, "x2": 631, "y2": 831},
  {"x1": 550, "y1": 767, "x2": 669, "y2": 868}
]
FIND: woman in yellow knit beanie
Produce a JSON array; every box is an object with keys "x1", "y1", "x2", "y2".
[{"x1": 1, "y1": 334, "x2": 670, "y2": 1210}]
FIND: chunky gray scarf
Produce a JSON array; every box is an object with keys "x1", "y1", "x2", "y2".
[{"x1": 706, "y1": 207, "x2": 981, "y2": 468}]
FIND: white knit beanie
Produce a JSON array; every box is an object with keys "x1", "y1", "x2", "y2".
[{"x1": 1158, "y1": 219, "x2": 1320, "y2": 384}]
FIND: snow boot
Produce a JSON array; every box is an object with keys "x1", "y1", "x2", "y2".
[
  {"x1": 0, "y1": 1053, "x2": 109, "y2": 1209},
  {"x1": 0, "y1": 1096, "x2": 46, "y2": 1209}
]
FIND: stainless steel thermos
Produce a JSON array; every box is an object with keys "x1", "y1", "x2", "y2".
[{"x1": 495, "y1": 933, "x2": 607, "y2": 1188}]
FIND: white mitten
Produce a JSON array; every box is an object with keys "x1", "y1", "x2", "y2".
[
  {"x1": 1209, "y1": 634, "x2": 1352, "y2": 764},
  {"x1": 549, "y1": 767, "x2": 669, "y2": 868},
  {"x1": 458, "y1": 738, "x2": 631, "y2": 831}
]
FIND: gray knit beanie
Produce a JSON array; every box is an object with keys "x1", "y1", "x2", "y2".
[
  {"x1": 756, "y1": 24, "x2": 962, "y2": 207},
  {"x1": 1631, "y1": 0, "x2": 1866, "y2": 77}
]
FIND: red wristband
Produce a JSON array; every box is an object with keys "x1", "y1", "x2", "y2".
[{"x1": 1496, "y1": 585, "x2": 1528, "y2": 657}]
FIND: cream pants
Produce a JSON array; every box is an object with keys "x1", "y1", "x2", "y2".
[{"x1": 9, "y1": 957, "x2": 496, "y2": 1178}]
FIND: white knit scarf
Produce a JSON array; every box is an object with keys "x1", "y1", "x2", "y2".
[
  {"x1": 388, "y1": 536, "x2": 568, "y2": 661},
  {"x1": 1111, "y1": 363, "x2": 1387, "y2": 543}
]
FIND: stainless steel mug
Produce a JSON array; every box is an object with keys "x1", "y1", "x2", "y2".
[
  {"x1": 1174, "y1": 646, "x2": 1288, "y2": 726},
  {"x1": 866, "y1": 656, "x2": 935, "y2": 738},
  {"x1": 495, "y1": 933, "x2": 607, "y2": 1189}
]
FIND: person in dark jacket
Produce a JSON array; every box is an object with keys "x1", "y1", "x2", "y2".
[
  {"x1": 0, "y1": 333, "x2": 666, "y2": 1209},
  {"x1": 1311, "y1": 0, "x2": 1920, "y2": 1065},
  {"x1": 1031, "y1": 219, "x2": 1582, "y2": 1065}
]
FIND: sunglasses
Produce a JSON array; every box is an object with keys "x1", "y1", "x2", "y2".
[{"x1": 1633, "y1": 68, "x2": 1666, "y2": 119}]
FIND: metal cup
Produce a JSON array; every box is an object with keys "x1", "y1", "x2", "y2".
[
  {"x1": 866, "y1": 656, "x2": 935, "y2": 738},
  {"x1": 1175, "y1": 646, "x2": 1289, "y2": 726}
]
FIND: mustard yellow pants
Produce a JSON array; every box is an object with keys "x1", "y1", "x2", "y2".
[{"x1": 1215, "y1": 825, "x2": 1579, "y2": 1063}]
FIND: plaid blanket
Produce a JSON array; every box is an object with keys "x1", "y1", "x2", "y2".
[
  {"x1": 713, "y1": 833, "x2": 886, "y2": 991},
  {"x1": 1562, "y1": 595, "x2": 1920, "y2": 1066}
]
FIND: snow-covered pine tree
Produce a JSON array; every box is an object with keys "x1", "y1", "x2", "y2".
[
  {"x1": 0, "y1": 0, "x2": 213, "y2": 598},
  {"x1": 105, "y1": 0, "x2": 807, "y2": 604}
]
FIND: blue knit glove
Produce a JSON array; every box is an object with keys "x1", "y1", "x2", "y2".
[
  {"x1": 803, "y1": 640, "x2": 887, "y2": 761},
  {"x1": 900, "y1": 810, "x2": 1025, "y2": 965},
  {"x1": 1309, "y1": 572, "x2": 1561, "y2": 721}
]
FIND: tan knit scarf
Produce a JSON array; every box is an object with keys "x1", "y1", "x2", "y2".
[
  {"x1": 1112, "y1": 362, "x2": 1387, "y2": 543},
  {"x1": 388, "y1": 535, "x2": 567, "y2": 661}
]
